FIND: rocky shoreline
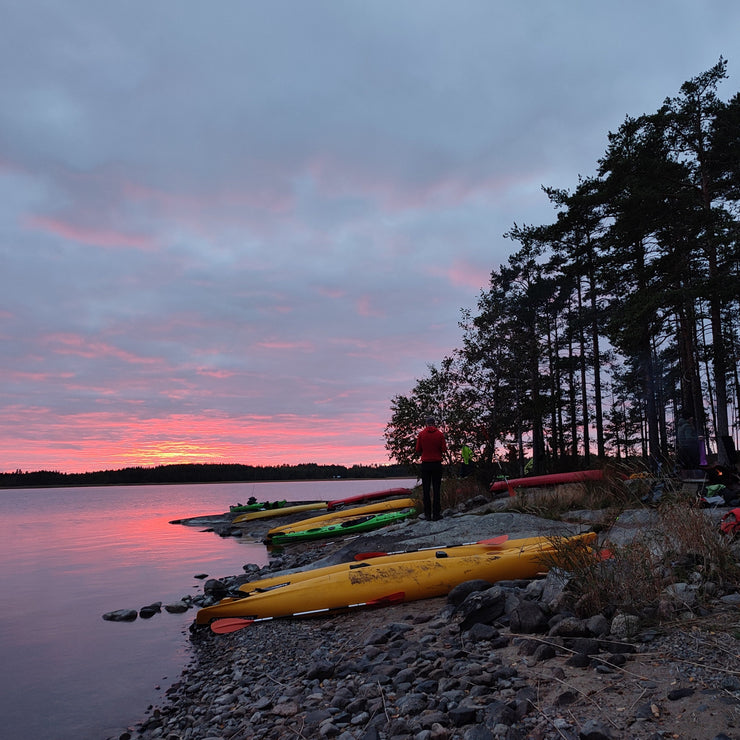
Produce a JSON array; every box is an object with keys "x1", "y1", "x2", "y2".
[{"x1": 109, "y1": 501, "x2": 740, "y2": 740}]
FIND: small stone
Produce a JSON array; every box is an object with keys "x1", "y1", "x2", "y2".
[
  {"x1": 483, "y1": 699, "x2": 515, "y2": 726},
  {"x1": 271, "y1": 701, "x2": 299, "y2": 717},
  {"x1": 139, "y1": 602, "x2": 162, "y2": 618},
  {"x1": 464, "y1": 622, "x2": 499, "y2": 641},
  {"x1": 449, "y1": 703, "x2": 478, "y2": 726},
  {"x1": 306, "y1": 660, "x2": 335, "y2": 680},
  {"x1": 102, "y1": 609, "x2": 138, "y2": 622},
  {"x1": 549, "y1": 616, "x2": 588, "y2": 637},
  {"x1": 556, "y1": 690, "x2": 578, "y2": 706},
  {"x1": 610, "y1": 613, "x2": 640, "y2": 638},
  {"x1": 578, "y1": 718, "x2": 613, "y2": 739},
  {"x1": 531, "y1": 643, "x2": 556, "y2": 663},
  {"x1": 203, "y1": 578, "x2": 228, "y2": 596},
  {"x1": 164, "y1": 601, "x2": 189, "y2": 614},
  {"x1": 667, "y1": 687, "x2": 695, "y2": 700},
  {"x1": 566, "y1": 653, "x2": 591, "y2": 668}
]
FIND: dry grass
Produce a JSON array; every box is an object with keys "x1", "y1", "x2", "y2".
[
  {"x1": 652, "y1": 503, "x2": 740, "y2": 586},
  {"x1": 536, "y1": 479, "x2": 740, "y2": 619},
  {"x1": 433, "y1": 464, "x2": 740, "y2": 621},
  {"x1": 501, "y1": 468, "x2": 642, "y2": 527},
  {"x1": 441, "y1": 476, "x2": 488, "y2": 510},
  {"x1": 542, "y1": 535, "x2": 669, "y2": 617}
]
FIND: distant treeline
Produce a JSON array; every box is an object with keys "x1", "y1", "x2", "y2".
[{"x1": 0, "y1": 462, "x2": 415, "y2": 489}]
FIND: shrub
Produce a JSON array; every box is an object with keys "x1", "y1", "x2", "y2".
[
  {"x1": 542, "y1": 500, "x2": 740, "y2": 619},
  {"x1": 543, "y1": 536, "x2": 667, "y2": 618}
]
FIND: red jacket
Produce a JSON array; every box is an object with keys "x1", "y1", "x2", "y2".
[{"x1": 415, "y1": 425, "x2": 447, "y2": 462}]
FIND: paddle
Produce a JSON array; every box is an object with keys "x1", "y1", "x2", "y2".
[
  {"x1": 353, "y1": 534, "x2": 509, "y2": 561},
  {"x1": 209, "y1": 591, "x2": 405, "y2": 634},
  {"x1": 211, "y1": 618, "x2": 256, "y2": 634}
]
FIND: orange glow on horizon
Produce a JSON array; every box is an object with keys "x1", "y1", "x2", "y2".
[{"x1": 0, "y1": 409, "x2": 394, "y2": 474}]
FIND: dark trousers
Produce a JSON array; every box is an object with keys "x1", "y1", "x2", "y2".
[{"x1": 421, "y1": 460, "x2": 443, "y2": 520}]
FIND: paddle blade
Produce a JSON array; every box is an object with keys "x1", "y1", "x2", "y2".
[
  {"x1": 210, "y1": 618, "x2": 254, "y2": 634},
  {"x1": 354, "y1": 551, "x2": 386, "y2": 560},
  {"x1": 365, "y1": 591, "x2": 405, "y2": 606},
  {"x1": 478, "y1": 535, "x2": 509, "y2": 546}
]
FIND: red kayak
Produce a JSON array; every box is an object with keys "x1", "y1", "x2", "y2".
[
  {"x1": 490, "y1": 469, "x2": 604, "y2": 493},
  {"x1": 327, "y1": 486, "x2": 414, "y2": 510}
]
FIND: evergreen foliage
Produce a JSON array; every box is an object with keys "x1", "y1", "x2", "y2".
[
  {"x1": 385, "y1": 59, "x2": 740, "y2": 474},
  {"x1": 0, "y1": 462, "x2": 412, "y2": 489}
]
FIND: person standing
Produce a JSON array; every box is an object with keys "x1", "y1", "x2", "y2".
[
  {"x1": 459, "y1": 442, "x2": 474, "y2": 477},
  {"x1": 676, "y1": 412, "x2": 700, "y2": 473},
  {"x1": 415, "y1": 416, "x2": 447, "y2": 521}
]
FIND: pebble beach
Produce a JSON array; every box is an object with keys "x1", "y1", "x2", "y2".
[{"x1": 108, "y1": 500, "x2": 740, "y2": 740}]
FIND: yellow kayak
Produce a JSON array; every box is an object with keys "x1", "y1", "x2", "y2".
[
  {"x1": 238, "y1": 532, "x2": 594, "y2": 595},
  {"x1": 196, "y1": 533, "x2": 596, "y2": 624},
  {"x1": 266, "y1": 497, "x2": 418, "y2": 537},
  {"x1": 232, "y1": 502, "x2": 327, "y2": 524}
]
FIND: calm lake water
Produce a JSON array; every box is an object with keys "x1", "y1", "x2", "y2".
[{"x1": 0, "y1": 479, "x2": 413, "y2": 740}]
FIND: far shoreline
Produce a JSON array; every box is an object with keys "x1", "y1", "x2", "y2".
[
  {"x1": 1, "y1": 475, "x2": 418, "y2": 491},
  {"x1": 0, "y1": 462, "x2": 416, "y2": 490}
]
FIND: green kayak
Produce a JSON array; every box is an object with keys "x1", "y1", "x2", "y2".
[{"x1": 268, "y1": 508, "x2": 414, "y2": 546}]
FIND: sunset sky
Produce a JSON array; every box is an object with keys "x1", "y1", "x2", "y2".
[{"x1": 2, "y1": 2, "x2": 739, "y2": 473}]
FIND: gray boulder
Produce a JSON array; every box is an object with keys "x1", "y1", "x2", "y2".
[
  {"x1": 447, "y1": 579, "x2": 493, "y2": 607},
  {"x1": 509, "y1": 598, "x2": 549, "y2": 633},
  {"x1": 455, "y1": 585, "x2": 507, "y2": 630}
]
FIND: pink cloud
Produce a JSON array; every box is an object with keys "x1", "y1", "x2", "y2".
[
  {"x1": 196, "y1": 368, "x2": 237, "y2": 379},
  {"x1": 427, "y1": 258, "x2": 489, "y2": 292},
  {"x1": 355, "y1": 295, "x2": 385, "y2": 318},
  {"x1": 44, "y1": 333, "x2": 158, "y2": 365},
  {"x1": 122, "y1": 179, "x2": 296, "y2": 235},
  {"x1": 8, "y1": 370, "x2": 76, "y2": 382},
  {"x1": 305, "y1": 153, "x2": 531, "y2": 211},
  {"x1": 318, "y1": 286, "x2": 346, "y2": 299},
  {"x1": 26, "y1": 214, "x2": 158, "y2": 251},
  {"x1": 256, "y1": 339, "x2": 314, "y2": 351},
  {"x1": 446, "y1": 258, "x2": 490, "y2": 291}
]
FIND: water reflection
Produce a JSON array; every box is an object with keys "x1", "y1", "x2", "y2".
[{"x1": 0, "y1": 479, "x2": 413, "y2": 739}]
